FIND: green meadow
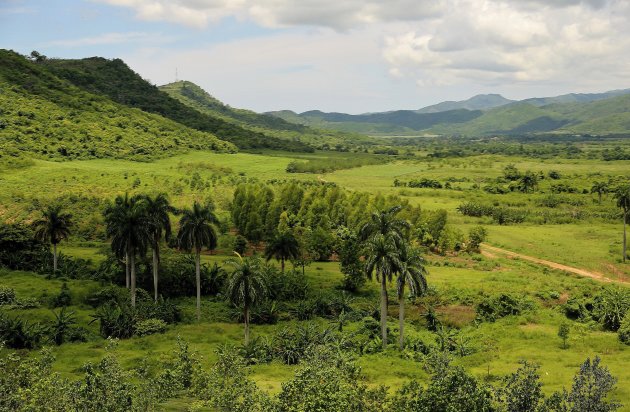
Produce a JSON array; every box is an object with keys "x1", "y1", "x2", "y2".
[{"x1": 2, "y1": 145, "x2": 629, "y2": 409}]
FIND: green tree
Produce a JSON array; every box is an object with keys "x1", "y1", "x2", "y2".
[
  {"x1": 225, "y1": 255, "x2": 268, "y2": 344},
  {"x1": 396, "y1": 244, "x2": 428, "y2": 350},
  {"x1": 365, "y1": 234, "x2": 402, "y2": 350},
  {"x1": 517, "y1": 171, "x2": 538, "y2": 193},
  {"x1": 558, "y1": 322, "x2": 570, "y2": 349},
  {"x1": 104, "y1": 194, "x2": 151, "y2": 307},
  {"x1": 177, "y1": 202, "x2": 218, "y2": 321},
  {"x1": 360, "y1": 205, "x2": 410, "y2": 246},
  {"x1": 613, "y1": 184, "x2": 630, "y2": 262},
  {"x1": 140, "y1": 193, "x2": 174, "y2": 302},
  {"x1": 264, "y1": 231, "x2": 300, "y2": 272},
  {"x1": 591, "y1": 181, "x2": 609, "y2": 204},
  {"x1": 33, "y1": 205, "x2": 72, "y2": 273}
]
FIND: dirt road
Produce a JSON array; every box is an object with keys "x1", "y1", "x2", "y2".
[{"x1": 480, "y1": 243, "x2": 628, "y2": 284}]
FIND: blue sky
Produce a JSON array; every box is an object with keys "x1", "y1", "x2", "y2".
[{"x1": 2, "y1": 0, "x2": 630, "y2": 113}]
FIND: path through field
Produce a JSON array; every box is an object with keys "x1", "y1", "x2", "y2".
[{"x1": 480, "y1": 243, "x2": 629, "y2": 284}]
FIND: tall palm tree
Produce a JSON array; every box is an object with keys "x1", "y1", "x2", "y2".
[
  {"x1": 177, "y1": 202, "x2": 218, "y2": 321},
  {"x1": 264, "y1": 231, "x2": 300, "y2": 272},
  {"x1": 140, "y1": 194, "x2": 174, "y2": 302},
  {"x1": 396, "y1": 244, "x2": 428, "y2": 350},
  {"x1": 365, "y1": 233, "x2": 402, "y2": 350},
  {"x1": 613, "y1": 184, "x2": 630, "y2": 263},
  {"x1": 33, "y1": 205, "x2": 72, "y2": 273},
  {"x1": 104, "y1": 194, "x2": 151, "y2": 307},
  {"x1": 591, "y1": 181, "x2": 609, "y2": 204},
  {"x1": 225, "y1": 254, "x2": 268, "y2": 344},
  {"x1": 359, "y1": 205, "x2": 410, "y2": 246}
]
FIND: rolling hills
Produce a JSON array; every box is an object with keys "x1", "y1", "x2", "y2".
[
  {"x1": 267, "y1": 90, "x2": 630, "y2": 136},
  {"x1": 40, "y1": 56, "x2": 314, "y2": 152},
  {"x1": 0, "y1": 50, "x2": 236, "y2": 162}
]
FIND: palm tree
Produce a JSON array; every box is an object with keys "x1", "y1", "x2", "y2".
[
  {"x1": 591, "y1": 181, "x2": 609, "y2": 204},
  {"x1": 140, "y1": 194, "x2": 174, "y2": 302},
  {"x1": 396, "y1": 244, "x2": 428, "y2": 350},
  {"x1": 33, "y1": 205, "x2": 72, "y2": 273},
  {"x1": 104, "y1": 194, "x2": 151, "y2": 307},
  {"x1": 177, "y1": 202, "x2": 218, "y2": 321},
  {"x1": 225, "y1": 255, "x2": 268, "y2": 344},
  {"x1": 264, "y1": 231, "x2": 300, "y2": 272},
  {"x1": 613, "y1": 184, "x2": 630, "y2": 263},
  {"x1": 360, "y1": 205, "x2": 410, "y2": 246},
  {"x1": 365, "y1": 233, "x2": 402, "y2": 349}
]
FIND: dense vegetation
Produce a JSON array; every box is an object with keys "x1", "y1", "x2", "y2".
[
  {"x1": 41, "y1": 56, "x2": 314, "y2": 152},
  {"x1": 0, "y1": 50, "x2": 235, "y2": 161}
]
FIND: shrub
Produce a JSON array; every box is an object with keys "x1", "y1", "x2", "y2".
[
  {"x1": 467, "y1": 226, "x2": 487, "y2": 252},
  {"x1": 476, "y1": 293, "x2": 536, "y2": 322},
  {"x1": 618, "y1": 316, "x2": 630, "y2": 345},
  {"x1": 51, "y1": 282, "x2": 72, "y2": 308},
  {"x1": 84, "y1": 285, "x2": 128, "y2": 307},
  {"x1": 273, "y1": 324, "x2": 332, "y2": 365},
  {"x1": 134, "y1": 318, "x2": 167, "y2": 336},
  {"x1": 0, "y1": 286, "x2": 16, "y2": 305},
  {"x1": 0, "y1": 312, "x2": 46, "y2": 349},
  {"x1": 594, "y1": 287, "x2": 630, "y2": 331}
]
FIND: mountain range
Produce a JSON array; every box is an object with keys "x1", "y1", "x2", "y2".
[{"x1": 266, "y1": 90, "x2": 630, "y2": 136}]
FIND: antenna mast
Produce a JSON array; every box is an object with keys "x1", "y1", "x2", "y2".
[{"x1": 175, "y1": 67, "x2": 178, "y2": 82}]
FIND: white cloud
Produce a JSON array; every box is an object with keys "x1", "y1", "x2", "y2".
[
  {"x1": 47, "y1": 31, "x2": 176, "y2": 47},
  {"x1": 98, "y1": 0, "x2": 630, "y2": 111}
]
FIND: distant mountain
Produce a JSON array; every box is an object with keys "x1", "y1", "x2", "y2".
[
  {"x1": 42, "y1": 57, "x2": 313, "y2": 152},
  {"x1": 416, "y1": 94, "x2": 514, "y2": 113},
  {"x1": 265, "y1": 108, "x2": 483, "y2": 134},
  {"x1": 522, "y1": 89, "x2": 630, "y2": 107},
  {"x1": 267, "y1": 89, "x2": 630, "y2": 137},
  {"x1": 0, "y1": 49, "x2": 235, "y2": 161}
]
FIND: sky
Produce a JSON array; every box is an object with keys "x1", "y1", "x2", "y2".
[{"x1": 1, "y1": 0, "x2": 630, "y2": 114}]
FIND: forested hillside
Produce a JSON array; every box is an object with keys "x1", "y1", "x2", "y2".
[
  {"x1": 40, "y1": 55, "x2": 313, "y2": 152},
  {"x1": 0, "y1": 50, "x2": 235, "y2": 161}
]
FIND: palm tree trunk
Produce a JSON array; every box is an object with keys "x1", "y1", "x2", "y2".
[
  {"x1": 281, "y1": 257, "x2": 285, "y2": 273},
  {"x1": 380, "y1": 273, "x2": 388, "y2": 349},
  {"x1": 130, "y1": 252, "x2": 136, "y2": 307},
  {"x1": 399, "y1": 292, "x2": 405, "y2": 351},
  {"x1": 245, "y1": 305, "x2": 250, "y2": 345},
  {"x1": 125, "y1": 252, "x2": 130, "y2": 289},
  {"x1": 624, "y1": 212, "x2": 627, "y2": 263},
  {"x1": 152, "y1": 248, "x2": 159, "y2": 302},
  {"x1": 196, "y1": 249, "x2": 201, "y2": 322},
  {"x1": 53, "y1": 243, "x2": 58, "y2": 272}
]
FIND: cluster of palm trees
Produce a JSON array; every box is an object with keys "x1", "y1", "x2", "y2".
[
  {"x1": 360, "y1": 206, "x2": 428, "y2": 350},
  {"x1": 103, "y1": 194, "x2": 218, "y2": 320}
]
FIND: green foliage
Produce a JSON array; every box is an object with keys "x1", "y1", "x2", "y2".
[
  {"x1": 594, "y1": 287, "x2": 630, "y2": 331},
  {"x1": 43, "y1": 57, "x2": 312, "y2": 152},
  {"x1": 558, "y1": 322, "x2": 571, "y2": 349},
  {"x1": 497, "y1": 361, "x2": 544, "y2": 412},
  {"x1": 618, "y1": 315, "x2": 630, "y2": 345},
  {"x1": 0, "y1": 286, "x2": 16, "y2": 305},
  {"x1": 0, "y1": 50, "x2": 235, "y2": 161},
  {"x1": 467, "y1": 226, "x2": 487, "y2": 252},
  {"x1": 51, "y1": 282, "x2": 72, "y2": 307},
  {"x1": 476, "y1": 293, "x2": 537, "y2": 322},
  {"x1": 286, "y1": 155, "x2": 386, "y2": 173},
  {"x1": 134, "y1": 318, "x2": 167, "y2": 336}
]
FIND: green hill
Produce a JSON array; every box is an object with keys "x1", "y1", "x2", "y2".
[
  {"x1": 160, "y1": 81, "x2": 377, "y2": 149},
  {"x1": 41, "y1": 57, "x2": 314, "y2": 152},
  {"x1": 0, "y1": 50, "x2": 235, "y2": 162}
]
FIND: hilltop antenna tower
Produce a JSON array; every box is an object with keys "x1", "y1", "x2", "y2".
[{"x1": 175, "y1": 67, "x2": 178, "y2": 82}]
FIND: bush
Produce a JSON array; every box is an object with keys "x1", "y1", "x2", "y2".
[
  {"x1": 594, "y1": 287, "x2": 630, "y2": 331},
  {"x1": 0, "y1": 286, "x2": 16, "y2": 305},
  {"x1": 618, "y1": 316, "x2": 630, "y2": 345},
  {"x1": 51, "y1": 282, "x2": 72, "y2": 308},
  {"x1": 476, "y1": 293, "x2": 536, "y2": 322},
  {"x1": 467, "y1": 226, "x2": 487, "y2": 252},
  {"x1": 134, "y1": 318, "x2": 167, "y2": 336},
  {"x1": 84, "y1": 285, "x2": 128, "y2": 307},
  {"x1": 0, "y1": 312, "x2": 46, "y2": 349},
  {"x1": 273, "y1": 324, "x2": 332, "y2": 365}
]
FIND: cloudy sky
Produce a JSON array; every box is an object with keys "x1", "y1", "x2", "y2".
[{"x1": 1, "y1": 0, "x2": 630, "y2": 113}]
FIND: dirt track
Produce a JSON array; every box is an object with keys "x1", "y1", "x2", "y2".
[{"x1": 480, "y1": 243, "x2": 628, "y2": 284}]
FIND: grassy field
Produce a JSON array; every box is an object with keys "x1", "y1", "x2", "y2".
[{"x1": 1, "y1": 148, "x2": 629, "y2": 408}]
